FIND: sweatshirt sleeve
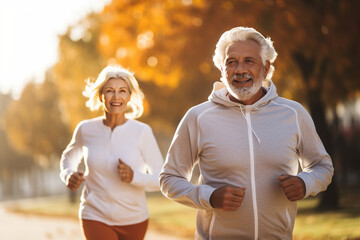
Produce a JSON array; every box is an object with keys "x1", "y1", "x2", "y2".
[
  {"x1": 59, "y1": 122, "x2": 84, "y2": 185},
  {"x1": 130, "y1": 125, "x2": 164, "y2": 192},
  {"x1": 296, "y1": 106, "x2": 334, "y2": 198},
  {"x1": 159, "y1": 109, "x2": 216, "y2": 210}
]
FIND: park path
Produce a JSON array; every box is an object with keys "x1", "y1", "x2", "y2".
[{"x1": 0, "y1": 204, "x2": 183, "y2": 240}]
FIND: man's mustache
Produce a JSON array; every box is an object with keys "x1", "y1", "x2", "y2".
[{"x1": 231, "y1": 73, "x2": 253, "y2": 81}]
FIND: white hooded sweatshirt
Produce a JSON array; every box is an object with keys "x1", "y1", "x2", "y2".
[{"x1": 160, "y1": 81, "x2": 334, "y2": 240}]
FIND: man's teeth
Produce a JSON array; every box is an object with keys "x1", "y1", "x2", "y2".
[{"x1": 235, "y1": 79, "x2": 251, "y2": 82}]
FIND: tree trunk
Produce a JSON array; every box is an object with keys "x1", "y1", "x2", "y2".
[
  {"x1": 293, "y1": 53, "x2": 339, "y2": 210},
  {"x1": 307, "y1": 87, "x2": 339, "y2": 210}
]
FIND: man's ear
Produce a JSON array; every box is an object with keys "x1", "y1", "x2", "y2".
[{"x1": 264, "y1": 60, "x2": 270, "y2": 78}]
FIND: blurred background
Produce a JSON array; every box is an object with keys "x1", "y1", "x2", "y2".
[{"x1": 0, "y1": 0, "x2": 359, "y2": 239}]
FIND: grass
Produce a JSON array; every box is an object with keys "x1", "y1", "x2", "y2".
[
  {"x1": 4, "y1": 195, "x2": 79, "y2": 219},
  {"x1": 293, "y1": 188, "x2": 360, "y2": 240},
  {"x1": 4, "y1": 186, "x2": 360, "y2": 240},
  {"x1": 146, "y1": 192, "x2": 196, "y2": 239}
]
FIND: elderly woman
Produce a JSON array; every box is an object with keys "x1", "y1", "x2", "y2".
[{"x1": 60, "y1": 65, "x2": 164, "y2": 240}]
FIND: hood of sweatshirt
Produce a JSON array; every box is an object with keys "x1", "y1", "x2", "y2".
[{"x1": 208, "y1": 80, "x2": 278, "y2": 111}]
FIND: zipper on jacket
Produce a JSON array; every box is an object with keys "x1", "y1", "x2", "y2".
[{"x1": 245, "y1": 111, "x2": 259, "y2": 240}]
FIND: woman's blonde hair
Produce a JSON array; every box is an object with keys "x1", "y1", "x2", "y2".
[{"x1": 83, "y1": 65, "x2": 144, "y2": 119}]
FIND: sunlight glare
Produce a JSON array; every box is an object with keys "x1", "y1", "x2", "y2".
[{"x1": 0, "y1": 0, "x2": 110, "y2": 98}]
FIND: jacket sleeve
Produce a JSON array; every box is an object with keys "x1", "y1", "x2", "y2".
[
  {"x1": 296, "y1": 106, "x2": 334, "y2": 198},
  {"x1": 59, "y1": 122, "x2": 84, "y2": 185},
  {"x1": 130, "y1": 125, "x2": 164, "y2": 192},
  {"x1": 159, "y1": 109, "x2": 216, "y2": 210}
]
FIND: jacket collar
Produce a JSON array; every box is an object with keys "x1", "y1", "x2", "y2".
[{"x1": 208, "y1": 80, "x2": 278, "y2": 111}]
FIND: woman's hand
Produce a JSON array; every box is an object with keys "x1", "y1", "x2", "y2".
[
  {"x1": 67, "y1": 171, "x2": 85, "y2": 191},
  {"x1": 117, "y1": 158, "x2": 134, "y2": 183}
]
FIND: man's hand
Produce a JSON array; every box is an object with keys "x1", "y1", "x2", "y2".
[
  {"x1": 279, "y1": 174, "x2": 306, "y2": 201},
  {"x1": 66, "y1": 171, "x2": 85, "y2": 191},
  {"x1": 210, "y1": 186, "x2": 246, "y2": 211}
]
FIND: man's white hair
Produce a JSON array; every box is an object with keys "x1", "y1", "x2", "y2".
[{"x1": 213, "y1": 26, "x2": 278, "y2": 80}]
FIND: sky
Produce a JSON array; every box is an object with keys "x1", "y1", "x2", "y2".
[{"x1": 0, "y1": 0, "x2": 110, "y2": 98}]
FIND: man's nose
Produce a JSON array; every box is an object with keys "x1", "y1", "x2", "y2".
[{"x1": 234, "y1": 62, "x2": 247, "y2": 74}]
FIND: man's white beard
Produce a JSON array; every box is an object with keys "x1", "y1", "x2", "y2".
[{"x1": 224, "y1": 73, "x2": 263, "y2": 102}]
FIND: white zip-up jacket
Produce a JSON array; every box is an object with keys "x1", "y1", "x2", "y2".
[
  {"x1": 60, "y1": 117, "x2": 164, "y2": 226},
  {"x1": 160, "y1": 81, "x2": 334, "y2": 240}
]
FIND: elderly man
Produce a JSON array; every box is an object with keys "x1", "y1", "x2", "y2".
[{"x1": 160, "y1": 26, "x2": 334, "y2": 240}]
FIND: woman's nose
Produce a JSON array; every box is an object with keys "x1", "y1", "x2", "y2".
[{"x1": 113, "y1": 91, "x2": 121, "y2": 98}]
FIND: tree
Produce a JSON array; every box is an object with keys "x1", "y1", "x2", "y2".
[
  {"x1": 53, "y1": 0, "x2": 360, "y2": 209},
  {"x1": 53, "y1": 13, "x2": 106, "y2": 131},
  {"x1": 0, "y1": 93, "x2": 34, "y2": 199},
  {"x1": 0, "y1": 93, "x2": 33, "y2": 171},
  {"x1": 262, "y1": 0, "x2": 360, "y2": 210},
  {"x1": 4, "y1": 71, "x2": 70, "y2": 166}
]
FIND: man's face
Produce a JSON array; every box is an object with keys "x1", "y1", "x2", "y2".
[{"x1": 222, "y1": 40, "x2": 269, "y2": 105}]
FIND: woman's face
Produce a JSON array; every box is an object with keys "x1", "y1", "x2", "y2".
[{"x1": 100, "y1": 78, "x2": 131, "y2": 115}]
